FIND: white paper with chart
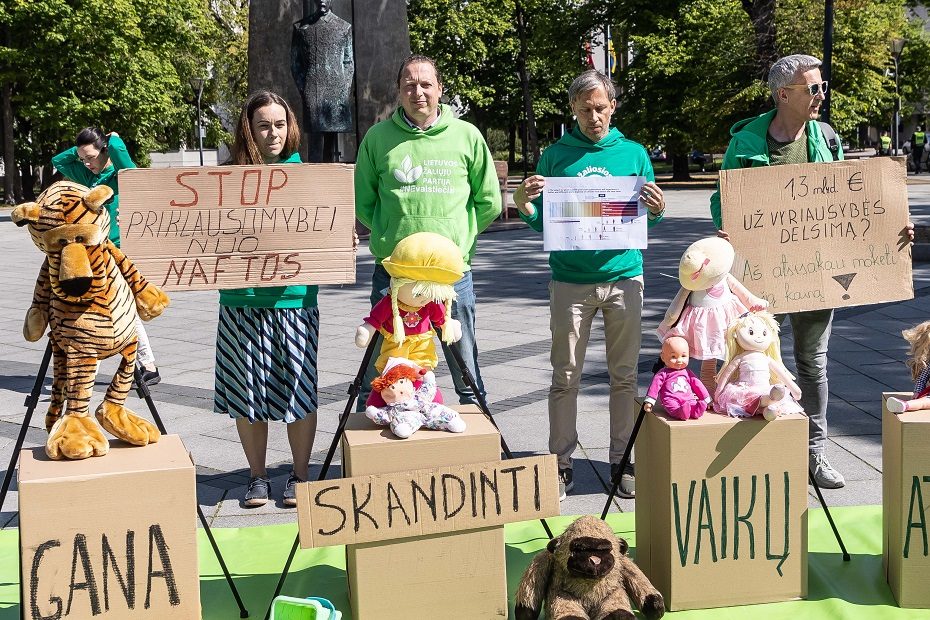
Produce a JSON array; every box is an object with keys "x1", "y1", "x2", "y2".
[{"x1": 542, "y1": 176, "x2": 648, "y2": 251}]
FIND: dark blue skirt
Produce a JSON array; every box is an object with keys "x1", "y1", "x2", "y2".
[{"x1": 214, "y1": 306, "x2": 319, "y2": 423}]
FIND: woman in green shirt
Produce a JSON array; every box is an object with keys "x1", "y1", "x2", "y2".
[
  {"x1": 52, "y1": 128, "x2": 161, "y2": 386},
  {"x1": 215, "y1": 91, "x2": 319, "y2": 508}
]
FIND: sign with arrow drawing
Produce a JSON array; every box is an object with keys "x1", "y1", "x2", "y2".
[{"x1": 721, "y1": 157, "x2": 913, "y2": 313}]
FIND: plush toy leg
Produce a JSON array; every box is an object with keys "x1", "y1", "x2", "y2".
[
  {"x1": 96, "y1": 342, "x2": 160, "y2": 446},
  {"x1": 887, "y1": 397, "x2": 908, "y2": 413},
  {"x1": 761, "y1": 385, "x2": 787, "y2": 421},
  {"x1": 548, "y1": 595, "x2": 592, "y2": 620},
  {"x1": 700, "y1": 359, "x2": 718, "y2": 395},
  {"x1": 423, "y1": 404, "x2": 466, "y2": 432},
  {"x1": 45, "y1": 341, "x2": 67, "y2": 432},
  {"x1": 47, "y1": 415, "x2": 109, "y2": 460},
  {"x1": 390, "y1": 410, "x2": 422, "y2": 439},
  {"x1": 46, "y1": 354, "x2": 109, "y2": 460}
]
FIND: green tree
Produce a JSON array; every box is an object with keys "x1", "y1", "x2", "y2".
[
  {"x1": 408, "y1": 0, "x2": 596, "y2": 167},
  {"x1": 618, "y1": 0, "x2": 759, "y2": 180},
  {"x1": 207, "y1": 0, "x2": 249, "y2": 139},
  {"x1": 617, "y1": 0, "x2": 929, "y2": 179},
  {"x1": 0, "y1": 0, "x2": 218, "y2": 200}
]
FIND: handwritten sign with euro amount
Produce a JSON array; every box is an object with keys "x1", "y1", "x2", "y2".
[
  {"x1": 720, "y1": 157, "x2": 913, "y2": 313},
  {"x1": 295, "y1": 455, "x2": 560, "y2": 547},
  {"x1": 118, "y1": 164, "x2": 356, "y2": 291}
]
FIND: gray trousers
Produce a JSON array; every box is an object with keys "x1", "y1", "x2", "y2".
[
  {"x1": 779, "y1": 309, "x2": 833, "y2": 454},
  {"x1": 548, "y1": 279, "x2": 643, "y2": 469}
]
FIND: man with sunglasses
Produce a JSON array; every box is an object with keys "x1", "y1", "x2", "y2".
[{"x1": 709, "y1": 54, "x2": 844, "y2": 489}]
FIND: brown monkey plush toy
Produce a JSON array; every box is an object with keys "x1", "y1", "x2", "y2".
[{"x1": 515, "y1": 516, "x2": 665, "y2": 620}]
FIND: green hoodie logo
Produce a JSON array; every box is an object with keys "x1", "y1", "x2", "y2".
[{"x1": 393, "y1": 155, "x2": 423, "y2": 184}]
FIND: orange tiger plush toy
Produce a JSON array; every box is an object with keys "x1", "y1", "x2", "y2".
[{"x1": 12, "y1": 180, "x2": 170, "y2": 460}]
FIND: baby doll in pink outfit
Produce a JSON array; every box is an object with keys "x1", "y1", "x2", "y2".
[
  {"x1": 644, "y1": 336, "x2": 711, "y2": 420},
  {"x1": 658, "y1": 236, "x2": 768, "y2": 394}
]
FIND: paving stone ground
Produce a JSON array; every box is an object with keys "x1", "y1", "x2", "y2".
[{"x1": 2, "y1": 181, "x2": 928, "y2": 530}]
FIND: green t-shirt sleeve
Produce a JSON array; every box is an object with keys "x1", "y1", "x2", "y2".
[
  {"x1": 106, "y1": 134, "x2": 136, "y2": 172},
  {"x1": 354, "y1": 137, "x2": 377, "y2": 230},
  {"x1": 470, "y1": 134, "x2": 503, "y2": 233},
  {"x1": 640, "y1": 150, "x2": 662, "y2": 227},
  {"x1": 710, "y1": 138, "x2": 744, "y2": 230},
  {"x1": 520, "y1": 151, "x2": 549, "y2": 233},
  {"x1": 52, "y1": 147, "x2": 95, "y2": 186}
]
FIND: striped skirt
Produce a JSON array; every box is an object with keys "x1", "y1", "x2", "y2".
[{"x1": 214, "y1": 306, "x2": 319, "y2": 423}]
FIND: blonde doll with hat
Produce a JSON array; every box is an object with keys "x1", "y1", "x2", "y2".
[
  {"x1": 714, "y1": 311, "x2": 803, "y2": 421},
  {"x1": 887, "y1": 321, "x2": 930, "y2": 413},
  {"x1": 356, "y1": 231, "x2": 465, "y2": 379}
]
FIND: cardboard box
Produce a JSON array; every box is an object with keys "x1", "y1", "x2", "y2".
[
  {"x1": 720, "y1": 157, "x2": 913, "y2": 314},
  {"x1": 343, "y1": 408, "x2": 509, "y2": 619},
  {"x1": 635, "y1": 408, "x2": 808, "y2": 610},
  {"x1": 19, "y1": 435, "x2": 200, "y2": 619},
  {"x1": 882, "y1": 392, "x2": 930, "y2": 607}
]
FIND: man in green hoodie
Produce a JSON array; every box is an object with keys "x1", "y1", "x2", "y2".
[
  {"x1": 513, "y1": 70, "x2": 667, "y2": 501},
  {"x1": 711, "y1": 54, "x2": 845, "y2": 489},
  {"x1": 355, "y1": 55, "x2": 502, "y2": 406}
]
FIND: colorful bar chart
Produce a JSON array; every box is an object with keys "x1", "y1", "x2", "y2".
[{"x1": 548, "y1": 200, "x2": 640, "y2": 219}]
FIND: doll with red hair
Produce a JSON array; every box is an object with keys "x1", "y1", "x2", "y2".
[{"x1": 365, "y1": 357, "x2": 466, "y2": 438}]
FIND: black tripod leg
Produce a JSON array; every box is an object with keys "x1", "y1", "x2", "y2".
[
  {"x1": 317, "y1": 334, "x2": 380, "y2": 481},
  {"x1": 7, "y1": 341, "x2": 53, "y2": 620},
  {"x1": 133, "y1": 366, "x2": 251, "y2": 617},
  {"x1": 809, "y1": 469, "x2": 851, "y2": 562},
  {"x1": 0, "y1": 341, "x2": 52, "y2": 514},
  {"x1": 263, "y1": 335, "x2": 381, "y2": 620},
  {"x1": 442, "y1": 334, "x2": 554, "y2": 539},
  {"x1": 600, "y1": 404, "x2": 648, "y2": 520}
]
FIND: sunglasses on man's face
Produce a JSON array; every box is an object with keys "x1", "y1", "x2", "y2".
[{"x1": 784, "y1": 81, "x2": 829, "y2": 97}]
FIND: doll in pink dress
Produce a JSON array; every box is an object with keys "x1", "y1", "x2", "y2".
[
  {"x1": 714, "y1": 311, "x2": 803, "y2": 421},
  {"x1": 887, "y1": 321, "x2": 930, "y2": 413},
  {"x1": 658, "y1": 237, "x2": 768, "y2": 393},
  {"x1": 644, "y1": 336, "x2": 711, "y2": 420}
]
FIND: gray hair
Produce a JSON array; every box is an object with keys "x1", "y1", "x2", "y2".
[
  {"x1": 568, "y1": 70, "x2": 616, "y2": 104},
  {"x1": 768, "y1": 54, "x2": 822, "y2": 100}
]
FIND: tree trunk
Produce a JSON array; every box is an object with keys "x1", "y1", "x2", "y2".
[
  {"x1": 671, "y1": 152, "x2": 691, "y2": 182},
  {"x1": 20, "y1": 161, "x2": 34, "y2": 200},
  {"x1": 1, "y1": 24, "x2": 15, "y2": 204},
  {"x1": 508, "y1": 122, "x2": 516, "y2": 166},
  {"x1": 515, "y1": 1, "x2": 539, "y2": 169},
  {"x1": 741, "y1": 0, "x2": 777, "y2": 82}
]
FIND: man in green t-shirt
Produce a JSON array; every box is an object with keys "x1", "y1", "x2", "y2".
[
  {"x1": 513, "y1": 70, "x2": 667, "y2": 501},
  {"x1": 711, "y1": 54, "x2": 913, "y2": 489},
  {"x1": 710, "y1": 54, "x2": 846, "y2": 488}
]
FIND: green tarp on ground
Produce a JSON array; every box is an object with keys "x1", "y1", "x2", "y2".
[{"x1": 3, "y1": 505, "x2": 927, "y2": 618}]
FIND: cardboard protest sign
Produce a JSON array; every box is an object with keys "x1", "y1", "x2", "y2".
[
  {"x1": 119, "y1": 164, "x2": 355, "y2": 291},
  {"x1": 19, "y1": 435, "x2": 200, "y2": 619},
  {"x1": 636, "y1": 408, "x2": 808, "y2": 610},
  {"x1": 720, "y1": 157, "x2": 912, "y2": 314},
  {"x1": 296, "y1": 454, "x2": 559, "y2": 547},
  {"x1": 882, "y1": 392, "x2": 930, "y2": 608}
]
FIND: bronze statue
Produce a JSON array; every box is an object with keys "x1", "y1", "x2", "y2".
[{"x1": 290, "y1": 0, "x2": 355, "y2": 161}]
